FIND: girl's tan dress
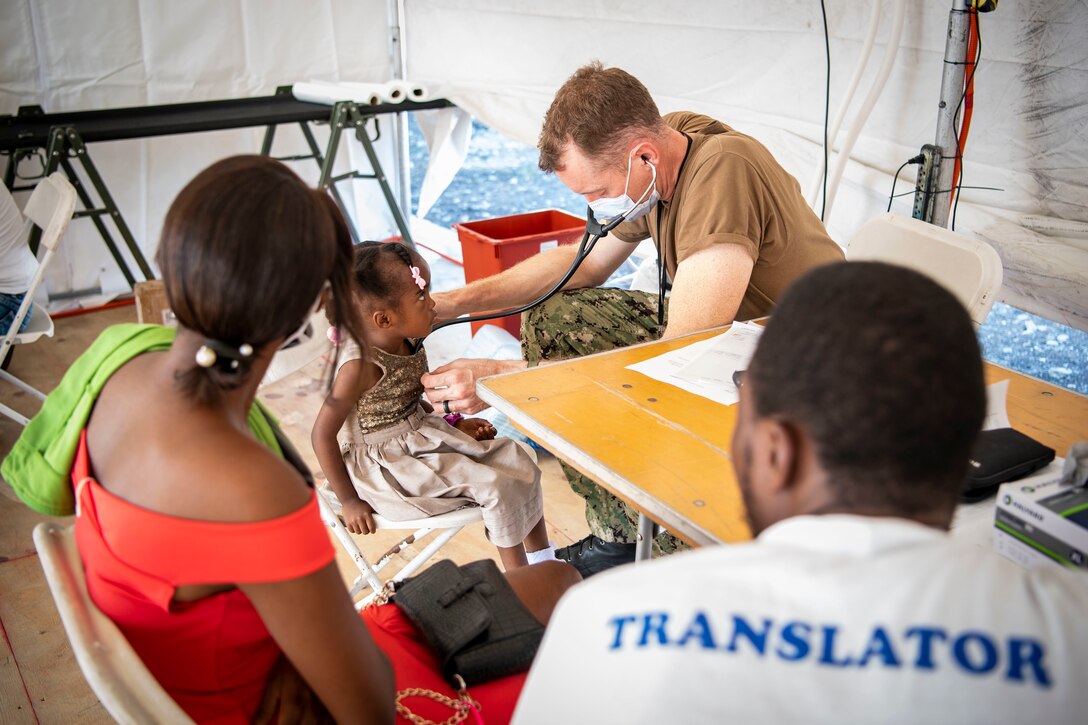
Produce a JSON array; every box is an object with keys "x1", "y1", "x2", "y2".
[{"x1": 337, "y1": 339, "x2": 542, "y2": 547}]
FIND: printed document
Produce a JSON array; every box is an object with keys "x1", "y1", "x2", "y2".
[{"x1": 626, "y1": 322, "x2": 764, "y2": 406}]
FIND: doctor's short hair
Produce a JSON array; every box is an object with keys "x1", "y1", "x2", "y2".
[
  {"x1": 748, "y1": 262, "x2": 986, "y2": 514},
  {"x1": 538, "y1": 61, "x2": 667, "y2": 174}
]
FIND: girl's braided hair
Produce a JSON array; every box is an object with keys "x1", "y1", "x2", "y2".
[{"x1": 348, "y1": 241, "x2": 422, "y2": 307}]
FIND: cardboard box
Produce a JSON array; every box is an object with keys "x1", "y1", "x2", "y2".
[
  {"x1": 134, "y1": 280, "x2": 175, "y2": 327},
  {"x1": 993, "y1": 459, "x2": 1088, "y2": 569}
]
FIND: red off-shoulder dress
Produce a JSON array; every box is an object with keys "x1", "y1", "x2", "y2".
[{"x1": 72, "y1": 431, "x2": 525, "y2": 724}]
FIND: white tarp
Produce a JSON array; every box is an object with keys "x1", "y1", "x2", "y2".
[
  {"x1": 405, "y1": 0, "x2": 1088, "y2": 330},
  {"x1": 2, "y1": 0, "x2": 1086, "y2": 328},
  {"x1": 1, "y1": 0, "x2": 399, "y2": 299}
]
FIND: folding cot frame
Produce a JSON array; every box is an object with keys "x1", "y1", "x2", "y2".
[{"x1": 0, "y1": 88, "x2": 450, "y2": 294}]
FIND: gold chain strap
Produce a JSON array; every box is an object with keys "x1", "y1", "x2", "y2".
[
  {"x1": 369, "y1": 586, "x2": 481, "y2": 724},
  {"x1": 367, "y1": 579, "x2": 397, "y2": 608},
  {"x1": 394, "y1": 676, "x2": 481, "y2": 725}
]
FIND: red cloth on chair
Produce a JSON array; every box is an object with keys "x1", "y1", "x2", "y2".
[{"x1": 71, "y1": 430, "x2": 526, "y2": 724}]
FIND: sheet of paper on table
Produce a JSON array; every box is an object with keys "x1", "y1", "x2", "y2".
[
  {"x1": 625, "y1": 321, "x2": 764, "y2": 406},
  {"x1": 983, "y1": 378, "x2": 1011, "y2": 430}
]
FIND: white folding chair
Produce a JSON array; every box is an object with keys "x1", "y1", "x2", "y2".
[
  {"x1": 33, "y1": 522, "x2": 194, "y2": 725},
  {"x1": 316, "y1": 485, "x2": 483, "y2": 609},
  {"x1": 0, "y1": 173, "x2": 77, "y2": 425},
  {"x1": 846, "y1": 212, "x2": 1003, "y2": 327}
]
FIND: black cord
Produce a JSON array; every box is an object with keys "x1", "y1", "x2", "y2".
[
  {"x1": 887, "y1": 153, "x2": 926, "y2": 213},
  {"x1": 430, "y1": 224, "x2": 604, "y2": 334},
  {"x1": 819, "y1": 0, "x2": 830, "y2": 221},
  {"x1": 890, "y1": 184, "x2": 1003, "y2": 201},
  {"x1": 951, "y1": 9, "x2": 982, "y2": 231},
  {"x1": 887, "y1": 158, "x2": 914, "y2": 212}
]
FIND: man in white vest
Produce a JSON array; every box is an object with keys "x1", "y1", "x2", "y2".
[{"x1": 514, "y1": 261, "x2": 1087, "y2": 724}]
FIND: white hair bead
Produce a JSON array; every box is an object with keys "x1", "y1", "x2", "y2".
[{"x1": 195, "y1": 345, "x2": 217, "y2": 368}]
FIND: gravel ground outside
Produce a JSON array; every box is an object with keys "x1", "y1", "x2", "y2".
[{"x1": 408, "y1": 117, "x2": 1088, "y2": 395}]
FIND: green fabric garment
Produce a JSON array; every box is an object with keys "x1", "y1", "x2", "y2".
[{"x1": 1, "y1": 323, "x2": 282, "y2": 516}]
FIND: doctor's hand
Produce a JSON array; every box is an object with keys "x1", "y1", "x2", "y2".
[{"x1": 422, "y1": 358, "x2": 527, "y2": 415}]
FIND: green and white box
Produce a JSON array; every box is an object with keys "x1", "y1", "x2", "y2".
[{"x1": 993, "y1": 460, "x2": 1088, "y2": 570}]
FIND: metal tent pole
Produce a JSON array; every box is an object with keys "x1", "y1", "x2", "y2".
[
  {"x1": 387, "y1": 0, "x2": 416, "y2": 251},
  {"x1": 929, "y1": 0, "x2": 972, "y2": 228}
]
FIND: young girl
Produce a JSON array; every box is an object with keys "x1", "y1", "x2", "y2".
[{"x1": 312, "y1": 241, "x2": 554, "y2": 570}]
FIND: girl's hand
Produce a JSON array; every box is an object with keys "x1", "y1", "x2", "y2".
[
  {"x1": 455, "y1": 417, "x2": 497, "y2": 441},
  {"x1": 342, "y1": 498, "x2": 377, "y2": 535}
]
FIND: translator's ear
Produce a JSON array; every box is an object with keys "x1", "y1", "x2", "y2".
[{"x1": 757, "y1": 417, "x2": 801, "y2": 494}]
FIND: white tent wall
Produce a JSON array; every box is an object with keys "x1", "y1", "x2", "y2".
[
  {"x1": 406, "y1": 0, "x2": 1088, "y2": 330},
  {"x1": 1, "y1": 0, "x2": 397, "y2": 300},
  {"x1": 2, "y1": 1, "x2": 1086, "y2": 329}
]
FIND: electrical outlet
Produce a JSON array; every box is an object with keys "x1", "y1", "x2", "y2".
[{"x1": 912, "y1": 144, "x2": 942, "y2": 222}]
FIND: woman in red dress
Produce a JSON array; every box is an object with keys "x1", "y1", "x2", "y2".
[{"x1": 72, "y1": 156, "x2": 578, "y2": 723}]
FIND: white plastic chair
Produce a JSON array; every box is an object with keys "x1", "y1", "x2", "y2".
[
  {"x1": 316, "y1": 485, "x2": 483, "y2": 609},
  {"x1": 33, "y1": 522, "x2": 195, "y2": 725},
  {"x1": 846, "y1": 213, "x2": 1003, "y2": 326},
  {"x1": 0, "y1": 173, "x2": 77, "y2": 425}
]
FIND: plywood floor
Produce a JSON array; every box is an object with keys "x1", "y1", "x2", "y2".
[{"x1": 0, "y1": 303, "x2": 589, "y2": 723}]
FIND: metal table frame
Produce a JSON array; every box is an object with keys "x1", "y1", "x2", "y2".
[{"x1": 1, "y1": 89, "x2": 451, "y2": 290}]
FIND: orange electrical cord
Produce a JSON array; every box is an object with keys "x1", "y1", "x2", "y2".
[{"x1": 50, "y1": 298, "x2": 134, "y2": 319}]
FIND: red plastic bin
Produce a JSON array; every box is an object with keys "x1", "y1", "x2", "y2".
[{"x1": 453, "y1": 209, "x2": 585, "y2": 338}]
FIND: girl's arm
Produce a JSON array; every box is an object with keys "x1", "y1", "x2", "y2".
[{"x1": 312, "y1": 359, "x2": 380, "y2": 534}]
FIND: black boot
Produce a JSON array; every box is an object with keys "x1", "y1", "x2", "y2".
[{"x1": 555, "y1": 535, "x2": 637, "y2": 578}]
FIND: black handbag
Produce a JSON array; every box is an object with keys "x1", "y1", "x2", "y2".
[{"x1": 393, "y1": 559, "x2": 545, "y2": 687}]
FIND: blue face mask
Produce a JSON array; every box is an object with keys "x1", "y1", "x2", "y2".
[{"x1": 588, "y1": 154, "x2": 659, "y2": 224}]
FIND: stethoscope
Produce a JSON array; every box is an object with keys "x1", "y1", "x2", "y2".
[{"x1": 422, "y1": 204, "x2": 644, "y2": 335}]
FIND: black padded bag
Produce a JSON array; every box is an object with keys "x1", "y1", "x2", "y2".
[
  {"x1": 962, "y1": 427, "x2": 1055, "y2": 502},
  {"x1": 394, "y1": 559, "x2": 545, "y2": 687}
]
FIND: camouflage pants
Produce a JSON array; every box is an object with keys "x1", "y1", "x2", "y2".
[{"x1": 521, "y1": 288, "x2": 688, "y2": 556}]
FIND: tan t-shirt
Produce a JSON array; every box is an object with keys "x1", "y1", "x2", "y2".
[{"x1": 611, "y1": 112, "x2": 844, "y2": 321}]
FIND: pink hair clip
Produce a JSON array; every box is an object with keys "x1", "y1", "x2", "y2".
[
  {"x1": 409, "y1": 266, "x2": 426, "y2": 290},
  {"x1": 326, "y1": 326, "x2": 341, "y2": 344}
]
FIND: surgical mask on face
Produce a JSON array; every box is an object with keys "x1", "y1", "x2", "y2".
[{"x1": 587, "y1": 154, "x2": 660, "y2": 224}]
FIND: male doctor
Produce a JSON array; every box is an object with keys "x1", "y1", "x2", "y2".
[
  {"x1": 513, "y1": 262, "x2": 1088, "y2": 724},
  {"x1": 424, "y1": 62, "x2": 843, "y2": 570}
]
